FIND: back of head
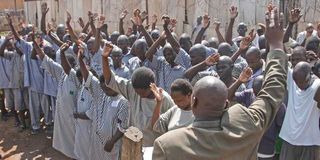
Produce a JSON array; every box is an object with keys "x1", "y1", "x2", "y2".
[
  {"x1": 131, "y1": 67, "x2": 155, "y2": 89},
  {"x1": 192, "y1": 76, "x2": 228, "y2": 118},
  {"x1": 189, "y1": 44, "x2": 206, "y2": 57},
  {"x1": 218, "y1": 42, "x2": 233, "y2": 57},
  {"x1": 258, "y1": 35, "x2": 266, "y2": 50},
  {"x1": 246, "y1": 46, "x2": 261, "y2": 59},
  {"x1": 293, "y1": 61, "x2": 312, "y2": 90},
  {"x1": 252, "y1": 75, "x2": 264, "y2": 95},
  {"x1": 207, "y1": 37, "x2": 219, "y2": 49}
]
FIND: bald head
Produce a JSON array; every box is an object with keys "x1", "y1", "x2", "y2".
[
  {"x1": 253, "y1": 75, "x2": 264, "y2": 96},
  {"x1": 293, "y1": 62, "x2": 312, "y2": 90},
  {"x1": 218, "y1": 42, "x2": 233, "y2": 57},
  {"x1": 291, "y1": 46, "x2": 307, "y2": 67},
  {"x1": 207, "y1": 37, "x2": 219, "y2": 49},
  {"x1": 192, "y1": 76, "x2": 228, "y2": 118},
  {"x1": 189, "y1": 44, "x2": 207, "y2": 66},
  {"x1": 179, "y1": 33, "x2": 192, "y2": 53}
]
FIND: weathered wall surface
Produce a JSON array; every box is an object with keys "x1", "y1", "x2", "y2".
[{"x1": 2, "y1": 0, "x2": 320, "y2": 39}]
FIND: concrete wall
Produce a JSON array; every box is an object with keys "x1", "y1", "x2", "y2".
[{"x1": 2, "y1": 0, "x2": 320, "y2": 39}]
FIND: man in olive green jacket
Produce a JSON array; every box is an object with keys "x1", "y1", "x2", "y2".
[{"x1": 152, "y1": 6, "x2": 288, "y2": 160}]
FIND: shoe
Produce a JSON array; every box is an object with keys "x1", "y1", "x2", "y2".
[
  {"x1": 31, "y1": 128, "x2": 40, "y2": 135},
  {"x1": 44, "y1": 125, "x2": 53, "y2": 134}
]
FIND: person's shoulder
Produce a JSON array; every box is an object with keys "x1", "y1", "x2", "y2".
[{"x1": 155, "y1": 126, "x2": 189, "y2": 145}]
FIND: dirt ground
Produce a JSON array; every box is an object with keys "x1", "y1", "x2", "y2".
[{"x1": 0, "y1": 116, "x2": 70, "y2": 160}]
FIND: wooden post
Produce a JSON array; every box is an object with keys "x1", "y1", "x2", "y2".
[{"x1": 121, "y1": 126, "x2": 143, "y2": 160}]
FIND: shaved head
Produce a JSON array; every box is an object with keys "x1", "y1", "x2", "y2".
[
  {"x1": 293, "y1": 62, "x2": 312, "y2": 90},
  {"x1": 189, "y1": 44, "x2": 207, "y2": 66},
  {"x1": 218, "y1": 43, "x2": 233, "y2": 57},
  {"x1": 192, "y1": 76, "x2": 228, "y2": 118},
  {"x1": 291, "y1": 46, "x2": 307, "y2": 67}
]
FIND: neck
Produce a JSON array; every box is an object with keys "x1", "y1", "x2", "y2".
[
  {"x1": 221, "y1": 75, "x2": 233, "y2": 86},
  {"x1": 114, "y1": 63, "x2": 121, "y2": 69},
  {"x1": 181, "y1": 105, "x2": 191, "y2": 111},
  {"x1": 170, "y1": 63, "x2": 178, "y2": 68}
]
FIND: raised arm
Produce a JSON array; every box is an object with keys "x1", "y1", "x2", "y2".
[
  {"x1": 228, "y1": 67, "x2": 252, "y2": 101},
  {"x1": 78, "y1": 45, "x2": 89, "y2": 82},
  {"x1": 102, "y1": 42, "x2": 114, "y2": 84},
  {"x1": 48, "y1": 30, "x2": 63, "y2": 47},
  {"x1": 230, "y1": 32, "x2": 255, "y2": 63},
  {"x1": 184, "y1": 54, "x2": 220, "y2": 80},
  {"x1": 145, "y1": 32, "x2": 166, "y2": 61},
  {"x1": 6, "y1": 14, "x2": 20, "y2": 41},
  {"x1": 248, "y1": 6, "x2": 287, "y2": 129},
  {"x1": 150, "y1": 83, "x2": 164, "y2": 128},
  {"x1": 214, "y1": 21, "x2": 225, "y2": 43},
  {"x1": 31, "y1": 33, "x2": 45, "y2": 60},
  {"x1": 162, "y1": 15, "x2": 180, "y2": 54},
  {"x1": 60, "y1": 43, "x2": 72, "y2": 74},
  {"x1": 66, "y1": 11, "x2": 80, "y2": 45},
  {"x1": 283, "y1": 8, "x2": 302, "y2": 43},
  {"x1": 151, "y1": 14, "x2": 158, "y2": 31},
  {"x1": 194, "y1": 14, "x2": 210, "y2": 44},
  {"x1": 119, "y1": 10, "x2": 128, "y2": 35},
  {"x1": 92, "y1": 15, "x2": 105, "y2": 53},
  {"x1": 225, "y1": 6, "x2": 238, "y2": 45},
  {"x1": 40, "y1": 2, "x2": 49, "y2": 34},
  {"x1": 131, "y1": 9, "x2": 154, "y2": 47}
]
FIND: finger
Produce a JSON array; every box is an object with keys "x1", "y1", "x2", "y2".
[
  {"x1": 273, "y1": 7, "x2": 279, "y2": 27},
  {"x1": 279, "y1": 12, "x2": 284, "y2": 29},
  {"x1": 265, "y1": 11, "x2": 271, "y2": 28}
]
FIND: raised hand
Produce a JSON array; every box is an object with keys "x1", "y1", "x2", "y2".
[
  {"x1": 214, "y1": 21, "x2": 220, "y2": 31},
  {"x1": 265, "y1": 4, "x2": 284, "y2": 50},
  {"x1": 150, "y1": 83, "x2": 163, "y2": 102},
  {"x1": 239, "y1": 67, "x2": 253, "y2": 83},
  {"x1": 102, "y1": 42, "x2": 114, "y2": 58},
  {"x1": 140, "y1": 11, "x2": 148, "y2": 22},
  {"x1": 77, "y1": 17, "x2": 85, "y2": 28},
  {"x1": 60, "y1": 43, "x2": 70, "y2": 53},
  {"x1": 229, "y1": 6, "x2": 238, "y2": 19},
  {"x1": 41, "y1": 2, "x2": 49, "y2": 15},
  {"x1": 6, "y1": 13, "x2": 12, "y2": 25},
  {"x1": 162, "y1": 15, "x2": 170, "y2": 29},
  {"x1": 205, "y1": 53, "x2": 220, "y2": 66},
  {"x1": 203, "y1": 14, "x2": 210, "y2": 29},
  {"x1": 120, "y1": 10, "x2": 128, "y2": 20},
  {"x1": 66, "y1": 11, "x2": 72, "y2": 24},
  {"x1": 288, "y1": 8, "x2": 303, "y2": 24},
  {"x1": 130, "y1": 9, "x2": 142, "y2": 26},
  {"x1": 78, "y1": 44, "x2": 85, "y2": 59},
  {"x1": 97, "y1": 15, "x2": 106, "y2": 28},
  {"x1": 239, "y1": 29, "x2": 256, "y2": 50},
  {"x1": 152, "y1": 14, "x2": 158, "y2": 24}
]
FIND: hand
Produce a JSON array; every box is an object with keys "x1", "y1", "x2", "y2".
[
  {"x1": 150, "y1": 83, "x2": 163, "y2": 102},
  {"x1": 214, "y1": 21, "x2": 220, "y2": 31},
  {"x1": 265, "y1": 4, "x2": 284, "y2": 50},
  {"x1": 130, "y1": 9, "x2": 142, "y2": 26},
  {"x1": 104, "y1": 140, "x2": 115, "y2": 152},
  {"x1": 6, "y1": 13, "x2": 12, "y2": 25},
  {"x1": 77, "y1": 17, "x2": 85, "y2": 28},
  {"x1": 152, "y1": 14, "x2": 158, "y2": 24},
  {"x1": 258, "y1": 23, "x2": 266, "y2": 33},
  {"x1": 41, "y1": 2, "x2": 49, "y2": 15},
  {"x1": 170, "y1": 18, "x2": 177, "y2": 28},
  {"x1": 97, "y1": 15, "x2": 106, "y2": 28},
  {"x1": 288, "y1": 8, "x2": 302, "y2": 24},
  {"x1": 239, "y1": 67, "x2": 253, "y2": 83},
  {"x1": 229, "y1": 6, "x2": 238, "y2": 19},
  {"x1": 239, "y1": 29, "x2": 255, "y2": 50},
  {"x1": 205, "y1": 53, "x2": 220, "y2": 66},
  {"x1": 78, "y1": 44, "x2": 85, "y2": 59},
  {"x1": 60, "y1": 43, "x2": 70, "y2": 53},
  {"x1": 66, "y1": 11, "x2": 72, "y2": 24},
  {"x1": 202, "y1": 14, "x2": 210, "y2": 29},
  {"x1": 102, "y1": 42, "x2": 114, "y2": 58},
  {"x1": 120, "y1": 10, "x2": 128, "y2": 20},
  {"x1": 140, "y1": 11, "x2": 148, "y2": 22},
  {"x1": 162, "y1": 15, "x2": 170, "y2": 29},
  {"x1": 88, "y1": 11, "x2": 96, "y2": 23}
]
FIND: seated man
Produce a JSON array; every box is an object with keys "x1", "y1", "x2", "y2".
[{"x1": 152, "y1": 6, "x2": 288, "y2": 159}]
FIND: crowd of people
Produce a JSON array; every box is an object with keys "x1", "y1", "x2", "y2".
[{"x1": 0, "y1": 2, "x2": 319, "y2": 160}]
